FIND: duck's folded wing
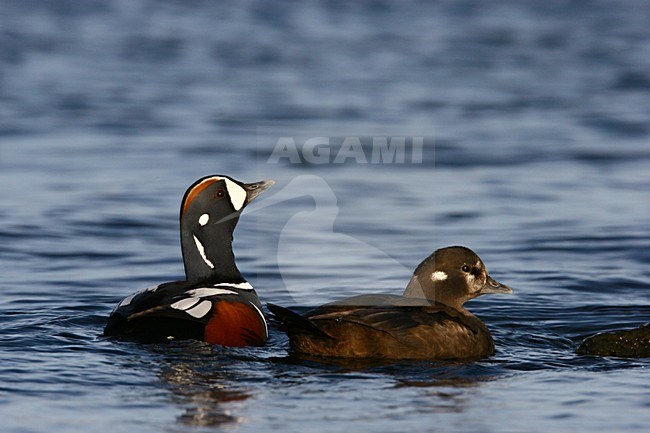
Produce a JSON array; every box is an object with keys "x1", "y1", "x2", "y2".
[
  {"x1": 111, "y1": 283, "x2": 258, "y2": 323},
  {"x1": 307, "y1": 304, "x2": 483, "y2": 348},
  {"x1": 106, "y1": 285, "x2": 266, "y2": 344},
  {"x1": 124, "y1": 295, "x2": 216, "y2": 323}
]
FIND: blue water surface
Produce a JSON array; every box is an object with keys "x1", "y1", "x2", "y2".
[{"x1": 1, "y1": 1, "x2": 649, "y2": 432}]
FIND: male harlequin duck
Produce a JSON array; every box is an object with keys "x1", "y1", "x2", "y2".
[
  {"x1": 268, "y1": 246, "x2": 512, "y2": 360},
  {"x1": 104, "y1": 175, "x2": 274, "y2": 346}
]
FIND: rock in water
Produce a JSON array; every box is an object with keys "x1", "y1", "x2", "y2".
[{"x1": 577, "y1": 323, "x2": 650, "y2": 358}]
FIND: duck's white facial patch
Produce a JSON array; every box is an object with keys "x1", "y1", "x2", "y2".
[
  {"x1": 431, "y1": 271, "x2": 448, "y2": 282},
  {"x1": 193, "y1": 235, "x2": 214, "y2": 269},
  {"x1": 198, "y1": 213, "x2": 209, "y2": 226},
  {"x1": 224, "y1": 178, "x2": 246, "y2": 211}
]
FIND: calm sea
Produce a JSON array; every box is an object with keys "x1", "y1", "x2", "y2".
[{"x1": 1, "y1": 1, "x2": 648, "y2": 432}]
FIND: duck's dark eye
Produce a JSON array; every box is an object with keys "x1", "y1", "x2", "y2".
[
  {"x1": 461, "y1": 265, "x2": 470, "y2": 273},
  {"x1": 215, "y1": 189, "x2": 225, "y2": 198}
]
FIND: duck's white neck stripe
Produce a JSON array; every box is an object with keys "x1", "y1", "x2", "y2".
[{"x1": 193, "y1": 235, "x2": 214, "y2": 269}]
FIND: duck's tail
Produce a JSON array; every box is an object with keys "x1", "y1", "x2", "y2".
[{"x1": 266, "y1": 303, "x2": 332, "y2": 339}]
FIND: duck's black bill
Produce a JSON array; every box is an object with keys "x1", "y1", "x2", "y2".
[
  {"x1": 480, "y1": 276, "x2": 513, "y2": 294},
  {"x1": 243, "y1": 179, "x2": 275, "y2": 205}
]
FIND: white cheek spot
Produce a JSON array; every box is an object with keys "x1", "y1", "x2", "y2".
[
  {"x1": 185, "y1": 300, "x2": 213, "y2": 318},
  {"x1": 193, "y1": 235, "x2": 215, "y2": 269},
  {"x1": 224, "y1": 178, "x2": 247, "y2": 211},
  {"x1": 198, "y1": 213, "x2": 209, "y2": 226},
  {"x1": 431, "y1": 271, "x2": 448, "y2": 282}
]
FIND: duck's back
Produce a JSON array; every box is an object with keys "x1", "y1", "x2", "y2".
[{"x1": 268, "y1": 302, "x2": 494, "y2": 360}]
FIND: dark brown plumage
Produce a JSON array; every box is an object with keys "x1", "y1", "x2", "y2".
[{"x1": 268, "y1": 246, "x2": 512, "y2": 360}]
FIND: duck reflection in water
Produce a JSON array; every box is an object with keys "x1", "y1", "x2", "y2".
[{"x1": 155, "y1": 343, "x2": 253, "y2": 428}]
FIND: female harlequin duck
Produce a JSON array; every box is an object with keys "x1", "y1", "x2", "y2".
[
  {"x1": 268, "y1": 246, "x2": 512, "y2": 360},
  {"x1": 104, "y1": 175, "x2": 274, "y2": 346}
]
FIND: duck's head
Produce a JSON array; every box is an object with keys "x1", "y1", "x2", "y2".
[
  {"x1": 179, "y1": 175, "x2": 275, "y2": 283},
  {"x1": 403, "y1": 246, "x2": 512, "y2": 309}
]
